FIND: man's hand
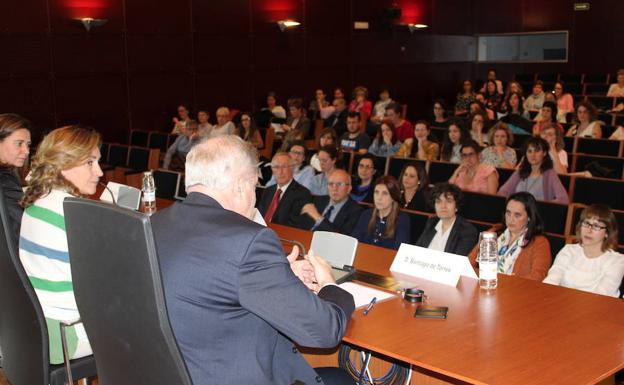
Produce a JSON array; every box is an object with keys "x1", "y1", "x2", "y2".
[
  {"x1": 287, "y1": 246, "x2": 317, "y2": 291},
  {"x1": 306, "y1": 249, "x2": 336, "y2": 291},
  {"x1": 301, "y1": 203, "x2": 322, "y2": 221}
]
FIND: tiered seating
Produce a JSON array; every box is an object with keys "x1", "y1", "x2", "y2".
[{"x1": 100, "y1": 142, "x2": 160, "y2": 185}]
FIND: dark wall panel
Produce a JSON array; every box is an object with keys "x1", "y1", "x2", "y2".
[{"x1": 1, "y1": 0, "x2": 621, "y2": 143}]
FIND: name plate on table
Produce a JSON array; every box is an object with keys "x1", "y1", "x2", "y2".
[{"x1": 390, "y1": 244, "x2": 477, "y2": 287}]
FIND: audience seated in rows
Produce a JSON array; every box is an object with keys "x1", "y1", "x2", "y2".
[
  {"x1": 301, "y1": 169, "x2": 364, "y2": 235},
  {"x1": 396, "y1": 120, "x2": 439, "y2": 160},
  {"x1": 455, "y1": 79, "x2": 476, "y2": 116},
  {"x1": 350, "y1": 154, "x2": 376, "y2": 203},
  {"x1": 348, "y1": 86, "x2": 372, "y2": 121},
  {"x1": 267, "y1": 141, "x2": 314, "y2": 190},
  {"x1": 415, "y1": 183, "x2": 478, "y2": 256},
  {"x1": 449, "y1": 140, "x2": 499, "y2": 194},
  {"x1": 439, "y1": 120, "x2": 470, "y2": 163},
  {"x1": 339, "y1": 112, "x2": 370, "y2": 153},
  {"x1": 164, "y1": 119, "x2": 200, "y2": 171},
  {"x1": 352, "y1": 175, "x2": 410, "y2": 250},
  {"x1": 566, "y1": 101, "x2": 603, "y2": 138},
  {"x1": 19, "y1": 125, "x2": 103, "y2": 363},
  {"x1": 309, "y1": 146, "x2": 338, "y2": 196},
  {"x1": 498, "y1": 137, "x2": 569, "y2": 204},
  {"x1": 385, "y1": 102, "x2": 413, "y2": 142},
  {"x1": 259, "y1": 152, "x2": 311, "y2": 229},
  {"x1": 469, "y1": 192, "x2": 552, "y2": 281},
  {"x1": 398, "y1": 162, "x2": 429, "y2": 211},
  {"x1": 480, "y1": 122, "x2": 517, "y2": 169},
  {"x1": 606, "y1": 69, "x2": 624, "y2": 97},
  {"x1": 544, "y1": 204, "x2": 624, "y2": 297},
  {"x1": 235, "y1": 111, "x2": 264, "y2": 149},
  {"x1": 540, "y1": 123, "x2": 568, "y2": 173},
  {"x1": 368, "y1": 122, "x2": 401, "y2": 157},
  {"x1": 533, "y1": 101, "x2": 564, "y2": 135},
  {"x1": 310, "y1": 128, "x2": 338, "y2": 172},
  {"x1": 0, "y1": 113, "x2": 31, "y2": 246}
]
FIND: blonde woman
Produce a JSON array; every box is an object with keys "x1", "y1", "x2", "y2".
[{"x1": 19, "y1": 125, "x2": 103, "y2": 364}]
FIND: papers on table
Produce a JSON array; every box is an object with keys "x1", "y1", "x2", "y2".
[{"x1": 338, "y1": 282, "x2": 396, "y2": 308}]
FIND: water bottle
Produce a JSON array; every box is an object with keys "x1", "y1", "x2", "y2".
[
  {"x1": 142, "y1": 171, "x2": 156, "y2": 213},
  {"x1": 478, "y1": 231, "x2": 498, "y2": 289}
]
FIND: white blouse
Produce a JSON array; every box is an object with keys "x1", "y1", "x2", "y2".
[{"x1": 543, "y1": 243, "x2": 624, "y2": 297}]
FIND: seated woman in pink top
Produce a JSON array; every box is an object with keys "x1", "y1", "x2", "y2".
[
  {"x1": 348, "y1": 86, "x2": 373, "y2": 121},
  {"x1": 449, "y1": 140, "x2": 499, "y2": 194},
  {"x1": 553, "y1": 81, "x2": 574, "y2": 122}
]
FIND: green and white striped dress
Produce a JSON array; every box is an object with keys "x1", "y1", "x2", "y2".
[{"x1": 19, "y1": 189, "x2": 92, "y2": 364}]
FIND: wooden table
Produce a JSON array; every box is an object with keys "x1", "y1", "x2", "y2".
[{"x1": 270, "y1": 224, "x2": 624, "y2": 385}]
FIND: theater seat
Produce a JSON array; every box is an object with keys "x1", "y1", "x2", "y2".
[{"x1": 63, "y1": 198, "x2": 193, "y2": 385}]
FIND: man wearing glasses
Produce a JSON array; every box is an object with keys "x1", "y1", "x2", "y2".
[
  {"x1": 301, "y1": 169, "x2": 364, "y2": 235},
  {"x1": 258, "y1": 152, "x2": 312, "y2": 229}
]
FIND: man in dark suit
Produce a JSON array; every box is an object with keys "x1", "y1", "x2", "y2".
[
  {"x1": 258, "y1": 152, "x2": 312, "y2": 229},
  {"x1": 323, "y1": 98, "x2": 348, "y2": 136},
  {"x1": 301, "y1": 169, "x2": 363, "y2": 235},
  {"x1": 151, "y1": 136, "x2": 355, "y2": 385},
  {"x1": 414, "y1": 183, "x2": 479, "y2": 256}
]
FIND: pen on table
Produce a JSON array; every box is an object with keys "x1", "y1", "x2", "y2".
[{"x1": 363, "y1": 297, "x2": 377, "y2": 316}]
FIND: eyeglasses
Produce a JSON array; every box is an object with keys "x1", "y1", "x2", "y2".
[
  {"x1": 328, "y1": 182, "x2": 350, "y2": 188},
  {"x1": 581, "y1": 220, "x2": 607, "y2": 231}
]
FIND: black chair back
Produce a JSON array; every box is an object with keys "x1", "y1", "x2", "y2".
[
  {"x1": 127, "y1": 147, "x2": 151, "y2": 172},
  {"x1": 148, "y1": 132, "x2": 170, "y2": 152},
  {"x1": 129, "y1": 130, "x2": 150, "y2": 147},
  {"x1": 0, "y1": 187, "x2": 49, "y2": 385},
  {"x1": 108, "y1": 144, "x2": 130, "y2": 167},
  {"x1": 153, "y1": 169, "x2": 181, "y2": 200},
  {"x1": 63, "y1": 198, "x2": 193, "y2": 385}
]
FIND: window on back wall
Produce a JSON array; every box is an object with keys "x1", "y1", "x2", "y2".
[{"x1": 477, "y1": 31, "x2": 569, "y2": 63}]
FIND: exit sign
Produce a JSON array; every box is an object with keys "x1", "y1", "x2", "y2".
[{"x1": 574, "y1": 3, "x2": 590, "y2": 11}]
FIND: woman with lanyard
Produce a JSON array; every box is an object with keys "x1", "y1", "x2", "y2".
[{"x1": 468, "y1": 192, "x2": 552, "y2": 281}]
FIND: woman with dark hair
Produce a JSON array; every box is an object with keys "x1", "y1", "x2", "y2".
[
  {"x1": 20, "y1": 125, "x2": 103, "y2": 364},
  {"x1": 566, "y1": 101, "x2": 602, "y2": 138},
  {"x1": 498, "y1": 137, "x2": 569, "y2": 203},
  {"x1": 352, "y1": 175, "x2": 410, "y2": 250},
  {"x1": 499, "y1": 82, "x2": 525, "y2": 115},
  {"x1": 469, "y1": 192, "x2": 552, "y2": 281},
  {"x1": 455, "y1": 79, "x2": 476, "y2": 116},
  {"x1": 398, "y1": 162, "x2": 429, "y2": 211},
  {"x1": 430, "y1": 99, "x2": 450, "y2": 129},
  {"x1": 500, "y1": 91, "x2": 532, "y2": 134},
  {"x1": 310, "y1": 127, "x2": 338, "y2": 172},
  {"x1": 309, "y1": 145, "x2": 337, "y2": 196},
  {"x1": 480, "y1": 122, "x2": 517, "y2": 169},
  {"x1": 544, "y1": 204, "x2": 624, "y2": 297},
  {"x1": 236, "y1": 112, "x2": 264, "y2": 149},
  {"x1": 350, "y1": 154, "x2": 377, "y2": 203},
  {"x1": 468, "y1": 110, "x2": 488, "y2": 147},
  {"x1": 368, "y1": 122, "x2": 401, "y2": 157},
  {"x1": 171, "y1": 104, "x2": 191, "y2": 134},
  {"x1": 440, "y1": 120, "x2": 470, "y2": 163},
  {"x1": 308, "y1": 88, "x2": 329, "y2": 119},
  {"x1": 483, "y1": 80, "x2": 502, "y2": 111},
  {"x1": 0, "y1": 113, "x2": 32, "y2": 243},
  {"x1": 333, "y1": 87, "x2": 345, "y2": 101},
  {"x1": 553, "y1": 81, "x2": 574, "y2": 121},
  {"x1": 540, "y1": 123, "x2": 568, "y2": 173},
  {"x1": 265, "y1": 91, "x2": 287, "y2": 133},
  {"x1": 532, "y1": 101, "x2": 563, "y2": 135},
  {"x1": 449, "y1": 140, "x2": 499, "y2": 194},
  {"x1": 396, "y1": 120, "x2": 439, "y2": 161},
  {"x1": 415, "y1": 182, "x2": 478, "y2": 256}
]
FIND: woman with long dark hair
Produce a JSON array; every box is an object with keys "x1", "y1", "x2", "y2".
[
  {"x1": 469, "y1": 192, "x2": 552, "y2": 281},
  {"x1": 440, "y1": 120, "x2": 470, "y2": 163},
  {"x1": 398, "y1": 161, "x2": 429, "y2": 211},
  {"x1": 497, "y1": 137, "x2": 569, "y2": 203},
  {"x1": 352, "y1": 175, "x2": 410, "y2": 250},
  {"x1": 368, "y1": 122, "x2": 401, "y2": 157},
  {"x1": 236, "y1": 112, "x2": 264, "y2": 149},
  {"x1": 396, "y1": 120, "x2": 439, "y2": 160}
]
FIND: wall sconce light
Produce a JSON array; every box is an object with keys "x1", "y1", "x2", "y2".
[
  {"x1": 77, "y1": 17, "x2": 108, "y2": 32},
  {"x1": 277, "y1": 20, "x2": 301, "y2": 32},
  {"x1": 407, "y1": 23, "x2": 428, "y2": 33}
]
